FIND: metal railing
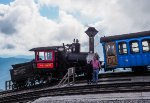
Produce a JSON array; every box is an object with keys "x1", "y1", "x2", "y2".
[
  {"x1": 5, "y1": 80, "x2": 12, "y2": 90},
  {"x1": 57, "y1": 67, "x2": 75, "y2": 87}
]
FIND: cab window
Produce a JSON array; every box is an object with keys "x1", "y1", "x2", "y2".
[
  {"x1": 36, "y1": 51, "x2": 53, "y2": 61},
  {"x1": 142, "y1": 39, "x2": 150, "y2": 52},
  {"x1": 130, "y1": 41, "x2": 139, "y2": 53},
  {"x1": 39, "y1": 52, "x2": 44, "y2": 60},
  {"x1": 45, "y1": 52, "x2": 52, "y2": 60},
  {"x1": 118, "y1": 42, "x2": 127, "y2": 54}
]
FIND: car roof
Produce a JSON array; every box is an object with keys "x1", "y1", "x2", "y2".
[
  {"x1": 29, "y1": 46, "x2": 63, "y2": 51},
  {"x1": 100, "y1": 30, "x2": 150, "y2": 43}
]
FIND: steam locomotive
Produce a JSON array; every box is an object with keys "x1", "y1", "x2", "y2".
[
  {"x1": 8, "y1": 27, "x2": 98, "y2": 89},
  {"x1": 10, "y1": 39, "x2": 89, "y2": 89}
]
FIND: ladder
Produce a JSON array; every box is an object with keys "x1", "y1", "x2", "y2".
[
  {"x1": 58, "y1": 67, "x2": 75, "y2": 87},
  {"x1": 5, "y1": 80, "x2": 13, "y2": 90}
]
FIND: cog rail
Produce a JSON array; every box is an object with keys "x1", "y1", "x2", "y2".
[{"x1": 1, "y1": 82, "x2": 150, "y2": 103}]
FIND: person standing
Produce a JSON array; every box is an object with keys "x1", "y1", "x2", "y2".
[
  {"x1": 86, "y1": 60, "x2": 93, "y2": 84},
  {"x1": 92, "y1": 56, "x2": 101, "y2": 84}
]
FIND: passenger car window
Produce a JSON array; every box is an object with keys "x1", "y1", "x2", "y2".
[
  {"x1": 118, "y1": 42, "x2": 127, "y2": 54},
  {"x1": 142, "y1": 39, "x2": 150, "y2": 52},
  {"x1": 130, "y1": 41, "x2": 139, "y2": 53}
]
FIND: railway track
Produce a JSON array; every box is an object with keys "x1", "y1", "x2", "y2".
[
  {"x1": 1, "y1": 82, "x2": 150, "y2": 103},
  {"x1": 1, "y1": 71, "x2": 150, "y2": 103}
]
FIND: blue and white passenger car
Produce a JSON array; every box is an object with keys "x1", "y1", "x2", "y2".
[{"x1": 100, "y1": 31, "x2": 150, "y2": 71}]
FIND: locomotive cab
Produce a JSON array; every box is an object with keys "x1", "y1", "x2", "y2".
[
  {"x1": 29, "y1": 46, "x2": 67, "y2": 80},
  {"x1": 35, "y1": 50, "x2": 55, "y2": 69},
  {"x1": 30, "y1": 46, "x2": 62, "y2": 71}
]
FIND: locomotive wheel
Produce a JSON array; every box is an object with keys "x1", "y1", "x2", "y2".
[
  {"x1": 27, "y1": 77, "x2": 35, "y2": 87},
  {"x1": 46, "y1": 75, "x2": 52, "y2": 84},
  {"x1": 14, "y1": 80, "x2": 27, "y2": 89}
]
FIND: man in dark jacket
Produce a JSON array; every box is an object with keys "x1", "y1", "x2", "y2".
[{"x1": 86, "y1": 61, "x2": 93, "y2": 84}]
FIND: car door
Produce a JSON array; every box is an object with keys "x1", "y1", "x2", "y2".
[{"x1": 105, "y1": 42, "x2": 118, "y2": 68}]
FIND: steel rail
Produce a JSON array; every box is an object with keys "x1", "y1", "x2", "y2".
[{"x1": 1, "y1": 82, "x2": 150, "y2": 103}]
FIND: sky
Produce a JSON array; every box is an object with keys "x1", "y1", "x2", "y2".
[{"x1": 0, "y1": 0, "x2": 150, "y2": 59}]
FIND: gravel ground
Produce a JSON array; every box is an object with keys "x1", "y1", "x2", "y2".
[
  {"x1": 32, "y1": 92, "x2": 150, "y2": 103},
  {"x1": 32, "y1": 99, "x2": 150, "y2": 103}
]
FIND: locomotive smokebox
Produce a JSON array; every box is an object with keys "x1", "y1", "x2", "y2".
[{"x1": 85, "y1": 27, "x2": 98, "y2": 53}]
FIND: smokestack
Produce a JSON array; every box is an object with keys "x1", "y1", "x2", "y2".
[{"x1": 85, "y1": 27, "x2": 98, "y2": 53}]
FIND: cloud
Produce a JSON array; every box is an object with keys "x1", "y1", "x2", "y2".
[
  {"x1": 0, "y1": 4, "x2": 17, "y2": 35},
  {"x1": 0, "y1": 0, "x2": 150, "y2": 57},
  {"x1": 0, "y1": 20, "x2": 17, "y2": 35},
  {"x1": 118, "y1": 0, "x2": 150, "y2": 31},
  {"x1": 3, "y1": 44, "x2": 15, "y2": 49},
  {"x1": 0, "y1": 0, "x2": 88, "y2": 57},
  {"x1": 96, "y1": 0, "x2": 150, "y2": 35},
  {"x1": 38, "y1": 0, "x2": 150, "y2": 34},
  {"x1": 0, "y1": 4, "x2": 9, "y2": 17}
]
